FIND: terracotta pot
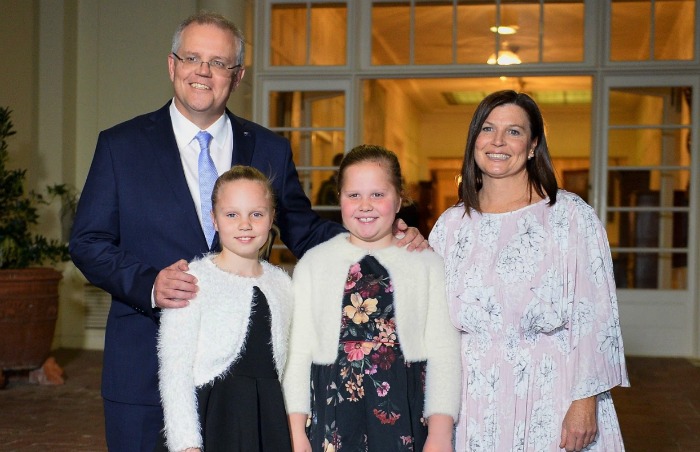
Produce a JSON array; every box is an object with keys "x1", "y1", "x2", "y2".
[{"x1": 0, "y1": 268, "x2": 62, "y2": 371}]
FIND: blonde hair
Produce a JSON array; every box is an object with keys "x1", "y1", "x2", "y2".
[{"x1": 212, "y1": 166, "x2": 278, "y2": 259}]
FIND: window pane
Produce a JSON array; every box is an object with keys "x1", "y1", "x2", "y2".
[
  {"x1": 606, "y1": 85, "x2": 692, "y2": 290},
  {"x1": 456, "y1": 2, "x2": 494, "y2": 64},
  {"x1": 543, "y1": 1, "x2": 584, "y2": 62},
  {"x1": 267, "y1": 91, "x2": 345, "y2": 182},
  {"x1": 609, "y1": 129, "x2": 688, "y2": 167},
  {"x1": 501, "y1": 1, "x2": 539, "y2": 64},
  {"x1": 612, "y1": 252, "x2": 688, "y2": 289},
  {"x1": 268, "y1": 91, "x2": 345, "y2": 129},
  {"x1": 372, "y1": 2, "x2": 410, "y2": 65},
  {"x1": 310, "y1": 4, "x2": 347, "y2": 65},
  {"x1": 608, "y1": 169, "x2": 690, "y2": 206},
  {"x1": 608, "y1": 88, "x2": 692, "y2": 189},
  {"x1": 415, "y1": 1, "x2": 453, "y2": 65},
  {"x1": 267, "y1": 127, "x2": 345, "y2": 200},
  {"x1": 655, "y1": 0, "x2": 695, "y2": 60},
  {"x1": 610, "y1": 1, "x2": 651, "y2": 61},
  {"x1": 270, "y1": 3, "x2": 307, "y2": 65},
  {"x1": 608, "y1": 181, "x2": 690, "y2": 290},
  {"x1": 609, "y1": 88, "x2": 691, "y2": 126}
]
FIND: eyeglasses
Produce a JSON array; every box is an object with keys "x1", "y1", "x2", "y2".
[{"x1": 171, "y1": 52, "x2": 242, "y2": 75}]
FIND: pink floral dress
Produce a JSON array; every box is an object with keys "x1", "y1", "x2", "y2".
[
  {"x1": 308, "y1": 255, "x2": 427, "y2": 451},
  {"x1": 429, "y1": 192, "x2": 629, "y2": 451}
]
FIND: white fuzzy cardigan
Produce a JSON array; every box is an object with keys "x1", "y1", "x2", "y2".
[
  {"x1": 157, "y1": 256, "x2": 292, "y2": 452},
  {"x1": 283, "y1": 233, "x2": 461, "y2": 420}
]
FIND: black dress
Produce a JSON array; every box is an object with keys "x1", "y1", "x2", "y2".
[
  {"x1": 156, "y1": 287, "x2": 291, "y2": 452},
  {"x1": 308, "y1": 255, "x2": 427, "y2": 451}
]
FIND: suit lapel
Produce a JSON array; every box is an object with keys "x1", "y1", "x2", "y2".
[
  {"x1": 144, "y1": 103, "x2": 208, "y2": 248},
  {"x1": 227, "y1": 110, "x2": 254, "y2": 166}
]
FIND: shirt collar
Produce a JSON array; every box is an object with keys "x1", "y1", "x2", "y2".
[{"x1": 169, "y1": 100, "x2": 228, "y2": 149}]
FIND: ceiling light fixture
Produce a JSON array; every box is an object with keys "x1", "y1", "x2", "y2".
[
  {"x1": 487, "y1": 49, "x2": 521, "y2": 65},
  {"x1": 490, "y1": 25, "x2": 518, "y2": 35}
]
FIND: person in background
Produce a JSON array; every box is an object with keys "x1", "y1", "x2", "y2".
[
  {"x1": 315, "y1": 152, "x2": 344, "y2": 207},
  {"x1": 429, "y1": 90, "x2": 629, "y2": 452},
  {"x1": 69, "y1": 11, "x2": 425, "y2": 451},
  {"x1": 284, "y1": 145, "x2": 460, "y2": 452},
  {"x1": 156, "y1": 166, "x2": 292, "y2": 452}
]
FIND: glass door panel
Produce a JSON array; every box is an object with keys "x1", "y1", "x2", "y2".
[
  {"x1": 606, "y1": 87, "x2": 692, "y2": 289},
  {"x1": 262, "y1": 81, "x2": 351, "y2": 267},
  {"x1": 610, "y1": 0, "x2": 696, "y2": 62},
  {"x1": 267, "y1": 90, "x2": 346, "y2": 211},
  {"x1": 270, "y1": 2, "x2": 348, "y2": 66},
  {"x1": 369, "y1": 0, "x2": 585, "y2": 66}
]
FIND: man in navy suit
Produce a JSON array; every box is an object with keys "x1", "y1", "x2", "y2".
[{"x1": 70, "y1": 12, "x2": 423, "y2": 451}]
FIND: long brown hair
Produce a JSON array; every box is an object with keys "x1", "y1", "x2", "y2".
[{"x1": 459, "y1": 90, "x2": 558, "y2": 215}]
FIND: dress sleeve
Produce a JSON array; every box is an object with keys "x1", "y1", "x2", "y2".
[
  {"x1": 157, "y1": 291, "x2": 203, "y2": 451},
  {"x1": 422, "y1": 257, "x2": 462, "y2": 420},
  {"x1": 282, "y1": 258, "x2": 315, "y2": 414},
  {"x1": 428, "y1": 212, "x2": 447, "y2": 258},
  {"x1": 565, "y1": 201, "x2": 630, "y2": 400}
]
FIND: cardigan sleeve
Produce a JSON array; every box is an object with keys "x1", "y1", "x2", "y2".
[
  {"x1": 157, "y1": 294, "x2": 203, "y2": 451},
  {"x1": 422, "y1": 255, "x2": 462, "y2": 420},
  {"x1": 282, "y1": 257, "x2": 315, "y2": 414}
]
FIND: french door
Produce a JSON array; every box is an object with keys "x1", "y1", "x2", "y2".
[
  {"x1": 259, "y1": 79, "x2": 354, "y2": 265},
  {"x1": 600, "y1": 75, "x2": 698, "y2": 356}
]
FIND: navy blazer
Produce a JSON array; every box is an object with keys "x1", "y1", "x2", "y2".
[{"x1": 69, "y1": 102, "x2": 344, "y2": 405}]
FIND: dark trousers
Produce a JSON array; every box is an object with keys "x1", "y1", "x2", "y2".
[{"x1": 104, "y1": 398, "x2": 163, "y2": 452}]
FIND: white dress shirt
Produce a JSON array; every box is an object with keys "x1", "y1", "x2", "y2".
[{"x1": 169, "y1": 101, "x2": 234, "y2": 227}]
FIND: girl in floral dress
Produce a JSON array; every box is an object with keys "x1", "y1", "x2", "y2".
[{"x1": 284, "y1": 145, "x2": 461, "y2": 452}]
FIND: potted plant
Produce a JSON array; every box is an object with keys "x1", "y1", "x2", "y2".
[{"x1": 0, "y1": 106, "x2": 77, "y2": 387}]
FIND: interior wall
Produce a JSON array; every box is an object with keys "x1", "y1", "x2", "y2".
[
  {"x1": 0, "y1": 0, "x2": 252, "y2": 350},
  {"x1": 0, "y1": 0, "x2": 39, "y2": 182}
]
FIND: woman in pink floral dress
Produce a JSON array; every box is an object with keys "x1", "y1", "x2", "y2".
[
  {"x1": 429, "y1": 90, "x2": 629, "y2": 452},
  {"x1": 284, "y1": 145, "x2": 461, "y2": 451}
]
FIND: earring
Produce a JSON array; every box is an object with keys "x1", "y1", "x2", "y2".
[{"x1": 528, "y1": 150, "x2": 534, "y2": 160}]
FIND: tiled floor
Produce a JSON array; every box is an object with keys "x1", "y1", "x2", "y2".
[
  {"x1": 1, "y1": 350, "x2": 699, "y2": 451},
  {"x1": 612, "y1": 357, "x2": 700, "y2": 451}
]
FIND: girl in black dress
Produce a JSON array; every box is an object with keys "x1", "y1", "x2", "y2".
[{"x1": 156, "y1": 166, "x2": 293, "y2": 452}]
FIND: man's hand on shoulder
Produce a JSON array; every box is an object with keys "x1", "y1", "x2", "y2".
[
  {"x1": 154, "y1": 259, "x2": 198, "y2": 309},
  {"x1": 392, "y1": 218, "x2": 429, "y2": 251}
]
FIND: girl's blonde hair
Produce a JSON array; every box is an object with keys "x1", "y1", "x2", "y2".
[{"x1": 211, "y1": 165, "x2": 278, "y2": 260}]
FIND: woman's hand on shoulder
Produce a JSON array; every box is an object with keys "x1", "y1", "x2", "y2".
[{"x1": 560, "y1": 395, "x2": 598, "y2": 451}]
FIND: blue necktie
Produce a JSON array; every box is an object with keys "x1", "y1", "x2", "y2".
[{"x1": 196, "y1": 131, "x2": 217, "y2": 246}]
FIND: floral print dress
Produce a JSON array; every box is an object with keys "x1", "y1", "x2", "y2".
[
  {"x1": 429, "y1": 192, "x2": 629, "y2": 452},
  {"x1": 308, "y1": 255, "x2": 427, "y2": 451}
]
